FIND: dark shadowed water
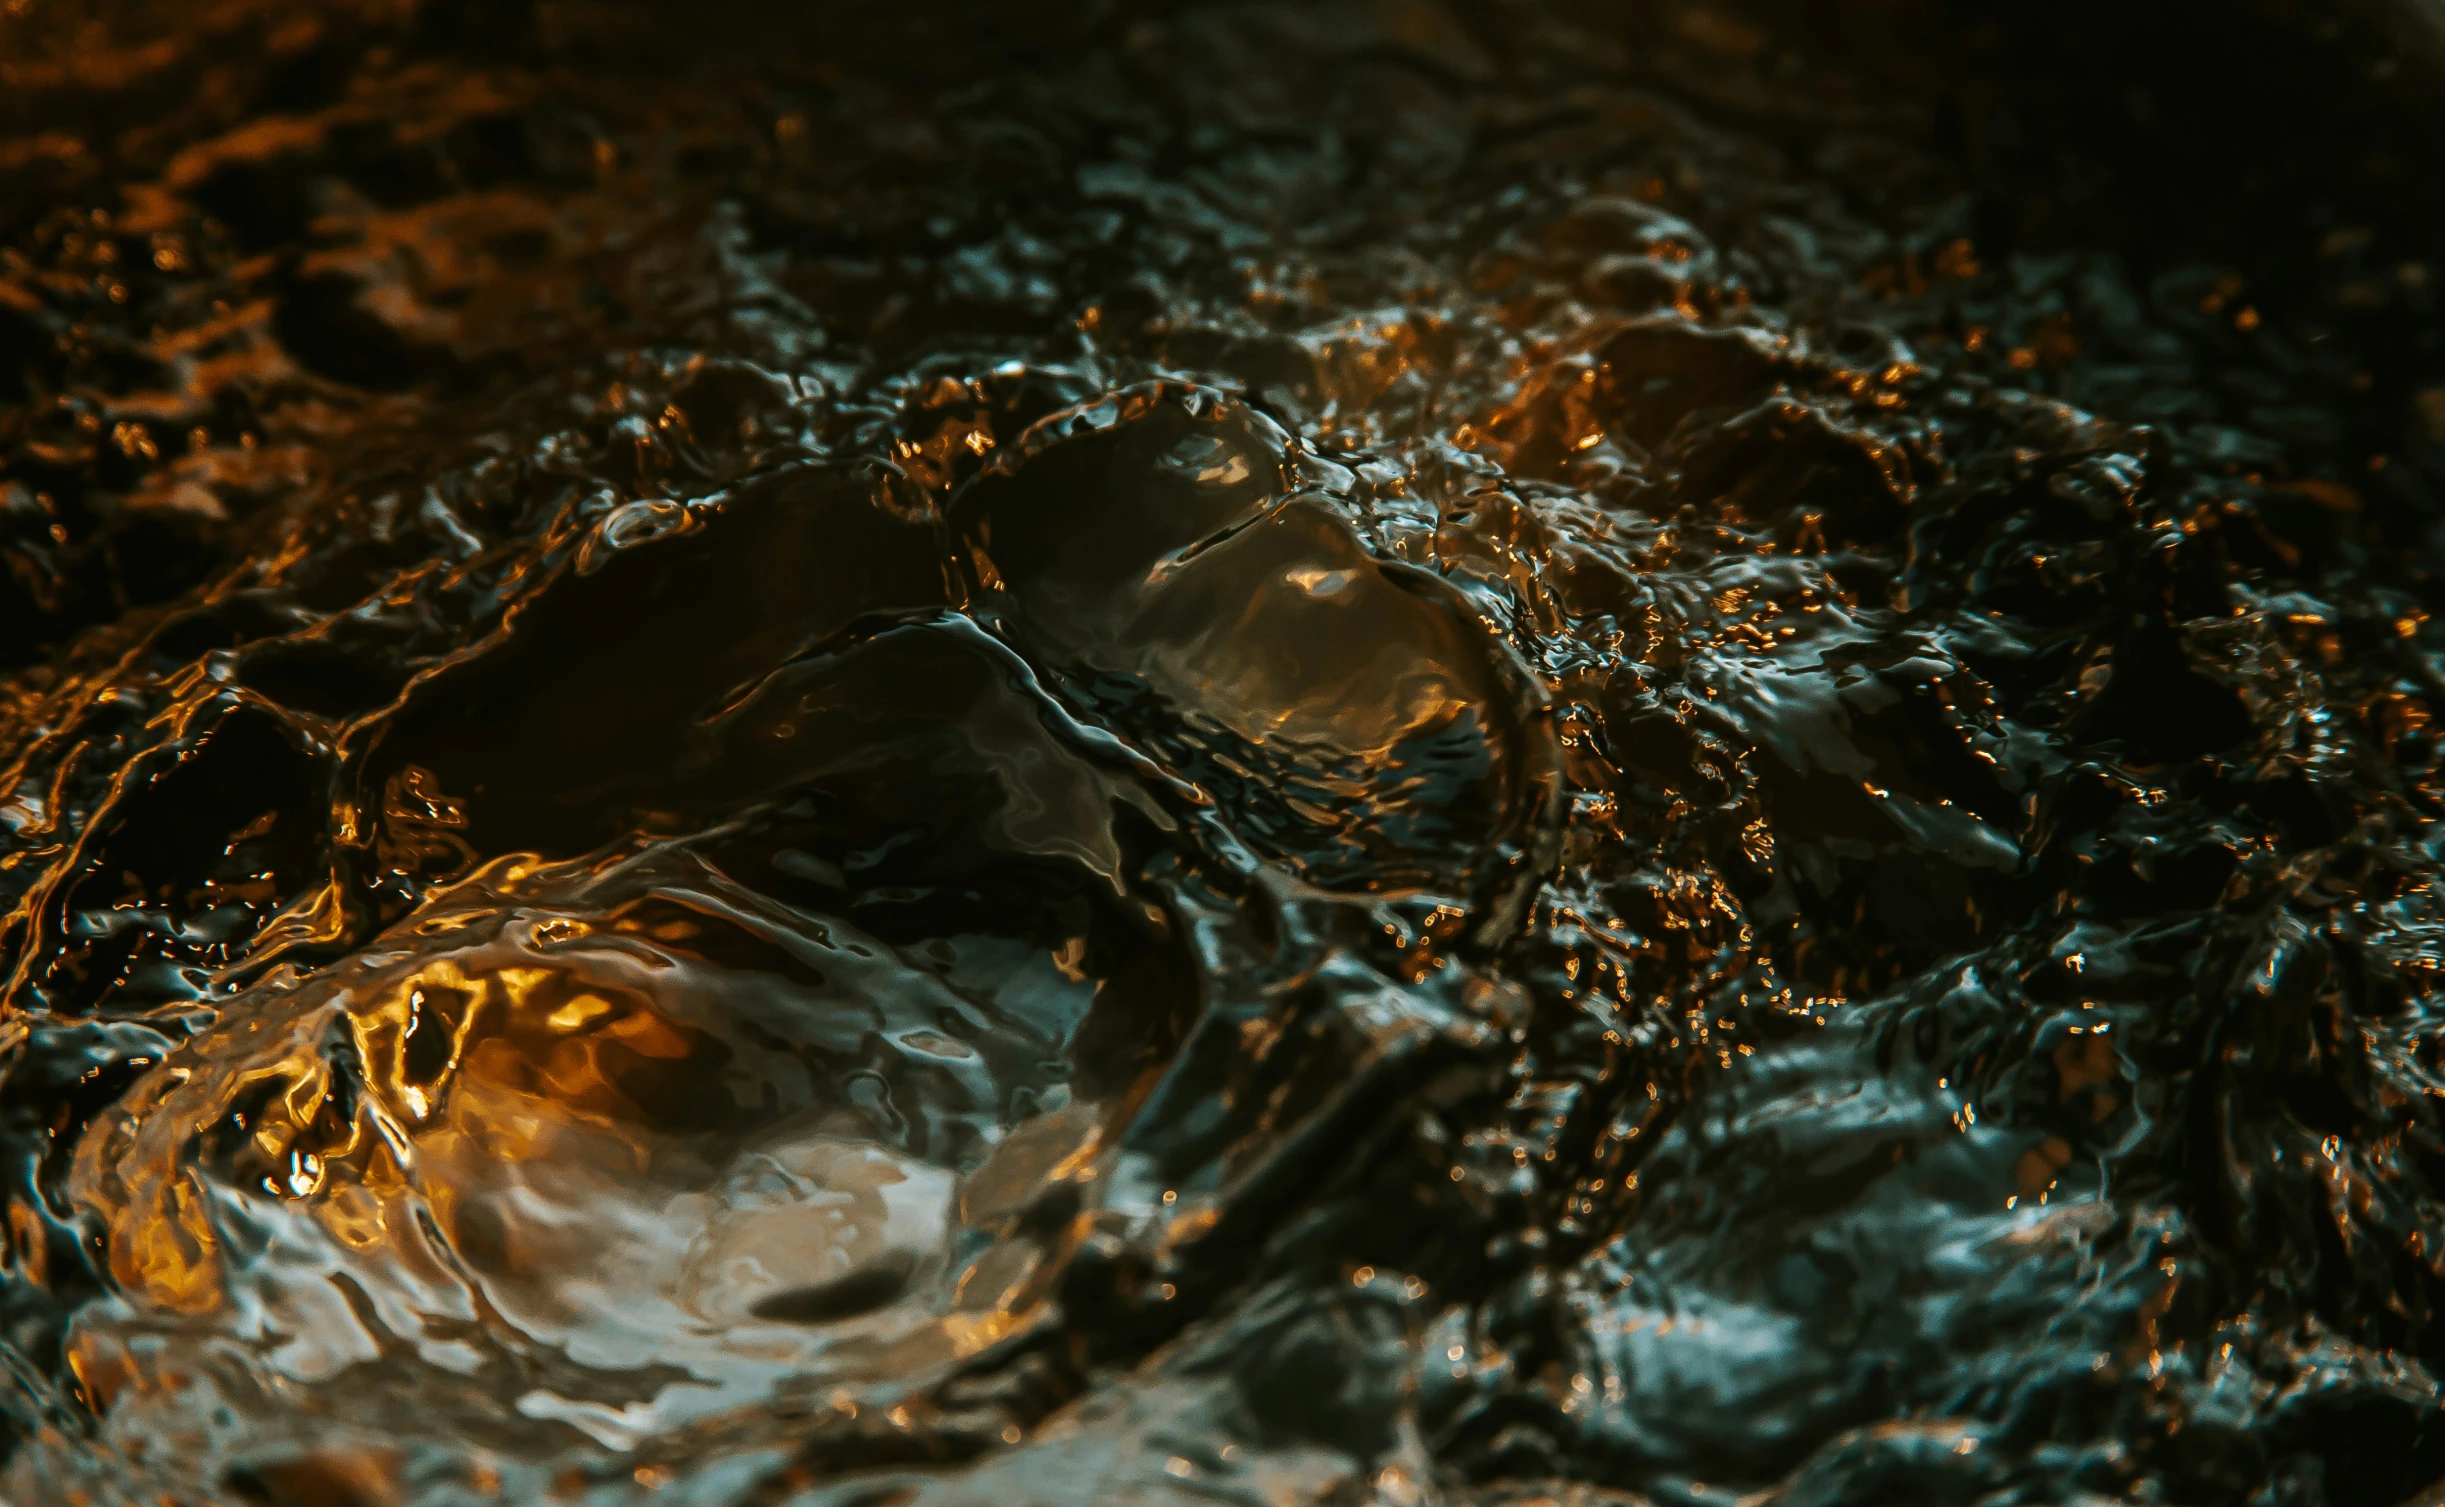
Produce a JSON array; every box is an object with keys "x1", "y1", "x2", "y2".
[{"x1": 5, "y1": 2, "x2": 2445, "y2": 1503}]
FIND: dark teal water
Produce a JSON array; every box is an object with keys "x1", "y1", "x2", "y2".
[{"x1": 3, "y1": 3, "x2": 2445, "y2": 1503}]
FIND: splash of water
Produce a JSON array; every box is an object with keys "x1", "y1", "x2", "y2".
[{"x1": 3, "y1": 3, "x2": 2445, "y2": 1504}]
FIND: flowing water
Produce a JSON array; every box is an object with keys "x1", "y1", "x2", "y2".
[{"x1": 4, "y1": 2, "x2": 2445, "y2": 1502}]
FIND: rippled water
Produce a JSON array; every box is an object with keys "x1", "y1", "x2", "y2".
[{"x1": 6, "y1": 2, "x2": 2445, "y2": 1503}]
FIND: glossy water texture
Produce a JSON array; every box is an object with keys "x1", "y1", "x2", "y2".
[{"x1": 5, "y1": 2, "x2": 2445, "y2": 1503}]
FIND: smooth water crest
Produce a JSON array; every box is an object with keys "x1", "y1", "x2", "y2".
[{"x1": 4, "y1": 2, "x2": 2445, "y2": 1503}]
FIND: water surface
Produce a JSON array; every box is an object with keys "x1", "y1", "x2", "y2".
[{"x1": 3, "y1": 3, "x2": 2445, "y2": 1503}]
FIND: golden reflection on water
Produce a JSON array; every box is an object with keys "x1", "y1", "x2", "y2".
[
  {"x1": 64, "y1": 856, "x2": 1114, "y2": 1454},
  {"x1": 2, "y1": 1, "x2": 2442, "y2": 1503}
]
